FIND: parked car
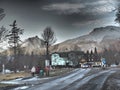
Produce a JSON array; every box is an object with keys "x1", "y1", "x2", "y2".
[{"x1": 81, "y1": 64, "x2": 90, "y2": 68}]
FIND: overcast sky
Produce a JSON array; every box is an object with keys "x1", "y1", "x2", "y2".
[{"x1": 0, "y1": 0, "x2": 120, "y2": 43}]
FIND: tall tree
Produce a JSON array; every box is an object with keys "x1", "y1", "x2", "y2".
[
  {"x1": 86, "y1": 50, "x2": 89, "y2": 62},
  {"x1": 90, "y1": 50, "x2": 93, "y2": 61},
  {"x1": 7, "y1": 20, "x2": 24, "y2": 72},
  {"x1": 94, "y1": 47, "x2": 99, "y2": 62},
  {"x1": 0, "y1": 8, "x2": 5, "y2": 21},
  {"x1": 41, "y1": 27, "x2": 56, "y2": 65}
]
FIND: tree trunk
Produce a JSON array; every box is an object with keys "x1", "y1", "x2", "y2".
[{"x1": 46, "y1": 42, "x2": 51, "y2": 65}]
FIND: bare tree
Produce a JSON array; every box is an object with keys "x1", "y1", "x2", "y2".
[
  {"x1": 0, "y1": 26, "x2": 8, "y2": 42},
  {"x1": 41, "y1": 27, "x2": 56, "y2": 65},
  {"x1": 0, "y1": 8, "x2": 5, "y2": 21},
  {"x1": 0, "y1": 8, "x2": 6, "y2": 43},
  {"x1": 0, "y1": 26, "x2": 8, "y2": 54},
  {"x1": 115, "y1": 6, "x2": 120, "y2": 24}
]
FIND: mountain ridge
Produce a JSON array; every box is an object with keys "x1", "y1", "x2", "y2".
[
  {"x1": 2, "y1": 25, "x2": 120, "y2": 55},
  {"x1": 51, "y1": 25, "x2": 120, "y2": 53}
]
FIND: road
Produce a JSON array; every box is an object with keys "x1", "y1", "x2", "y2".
[{"x1": 13, "y1": 68, "x2": 117, "y2": 90}]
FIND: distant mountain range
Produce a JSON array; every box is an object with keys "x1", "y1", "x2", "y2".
[
  {"x1": 50, "y1": 26, "x2": 120, "y2": 53},
  {"x1": 2, "y1": 26, "x2": 120, "y2": 55}
]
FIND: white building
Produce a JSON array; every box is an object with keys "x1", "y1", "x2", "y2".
[{"x1": 51, "y1": 53, "x2": 67, "y2": 66}]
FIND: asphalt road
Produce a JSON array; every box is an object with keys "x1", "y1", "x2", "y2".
[
  {"x1": 19, "y1": 68, "x2": 117, "y2": 90},
  {"x1": 65, "y1": 69, "x2": 116, "y2": 90}
]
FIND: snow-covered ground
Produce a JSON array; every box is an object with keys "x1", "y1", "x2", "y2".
[
  {"x1": 13, "y1": 86, "x2": 29, "y2": 90},
  {"x1": 0, "y1": 76, "x2": 51, "y2": 85},
  {"x1": 0, "y1": 76, "x2": 53, "y2": 90}
]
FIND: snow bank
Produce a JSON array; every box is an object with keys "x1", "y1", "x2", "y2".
[
  {"x1": 13, "y1": 86, "x2": 29, "y2": 90},
  {"x1": 0, "y1": 76, "x2": 51, "y2": 85}
]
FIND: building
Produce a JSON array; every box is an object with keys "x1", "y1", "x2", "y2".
[
  {"x1": 83, "y1": 47, "x2": 101, "y2": 67},
  {"x1": 51, "y1": 53, "x2": 68, "y2": 66},
  {"x1": 51, "y1": 51, "x2": 84, "y2": 66}
]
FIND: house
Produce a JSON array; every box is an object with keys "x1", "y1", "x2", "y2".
[
  {"x1": 51, "y1": 53, "x2": 68, "y2": 66},
  {"x1": 51, "y1": 51, "x2": 84, "y2": 66}
]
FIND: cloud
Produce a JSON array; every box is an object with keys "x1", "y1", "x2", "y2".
[
  {"x1": 42, "y1": 3, "x2": 85, "y2": 14},
  {"x1": 72, "y1": 19, "x2": 103, "y2": 27},
  {"x1": 72, "y1": 16, "x2": 117, "y2": 27},
  {"x1": 42, "y1": 0, "x2": 116, "y2": 15},
  {"x1": 86, "y1": 4, "x2": 115, "y2": 14},
  {"x1": 86, "y1": 0, "x2": 109, "y2": 5}
]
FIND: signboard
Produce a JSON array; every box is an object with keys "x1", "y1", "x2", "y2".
[
  {"x1": 45, "y1": 60, "x2": 50, "y2": 67},
  {"x1": 101, "y1": 58, "x2": 106, "y2": 65}
]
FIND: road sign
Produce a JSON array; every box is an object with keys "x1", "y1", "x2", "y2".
[{"x1": 101, "y1": 58, "x2": 106, "y2": 65}]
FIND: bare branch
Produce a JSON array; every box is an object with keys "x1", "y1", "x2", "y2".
[
  {"x1": 0, "y1": 26, "x2": 8, "y2": 43},
  {"x1": 0, "y1": 8, "x2": 5, "y2": 21},
  {"x1": 115, "y1": 6, "x2": 120, "y2": 24},
  {"x1": 41, "y1": 27, "x2": 56, "y2": 63}
]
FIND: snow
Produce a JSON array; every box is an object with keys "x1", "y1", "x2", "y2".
[
  {"x1": 0, "y1": 76, "x2": 51, "y2": 85},
  {"x1": 0, "y1": 76, "x2": 52, "y2": 90},
  {"x1": 13, "y1": 86, "x2": 29, "y2": 90},
  {"x1": 5, "y1": 69, "x2": 12, "y2": 74}
]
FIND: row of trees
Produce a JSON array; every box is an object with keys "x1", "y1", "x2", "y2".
[
  {"x1": 102, "y1": 49, "x2": 120, "y2": 66},
  {"x1": 85, "y1": 47, "x2": 100, "y2": 62}
]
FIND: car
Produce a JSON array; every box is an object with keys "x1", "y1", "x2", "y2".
[
  {"x1": 81, "y1": 64, "x2": 90, "y2": 68},
  {"x1": 110, "y1": 64, "x2": 117, "y2": 67}
]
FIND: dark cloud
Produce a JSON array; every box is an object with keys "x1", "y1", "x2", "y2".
[
  {"x1": 42, "y1": 0, "x2": 117, "y2": 23},
  {"x1": 42, "y1": 0, "x2": 116, "y2": 14},
  {"x1": 0, "y1": 0, "x2": 119, "y2": 43}
]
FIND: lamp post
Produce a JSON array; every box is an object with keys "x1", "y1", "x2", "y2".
[{"x1": 2, "y1": 64, "x2": 5, "y2": 74}]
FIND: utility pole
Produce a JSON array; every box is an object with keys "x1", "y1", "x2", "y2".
[{"x1": 7, "y1": 20, "x2": 23, "y2": 72}]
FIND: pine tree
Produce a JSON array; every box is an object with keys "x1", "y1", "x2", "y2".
[
  {"x1": 90, "y1": 50, "x2": 93, "y2": 61},
  {"x1": 7, "y1": 20, "x2": 24, "y2": 72},
  {"x1": 94, "y1": 47, "x2": 98, "y2": 62},
  {"x1": 86, "y1": 50, "x2": 89, "y2": 62}
]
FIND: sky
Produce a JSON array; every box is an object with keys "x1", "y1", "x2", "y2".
[{"x1": 0, "y1": 0, "x2": 120, "y2": 43}]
